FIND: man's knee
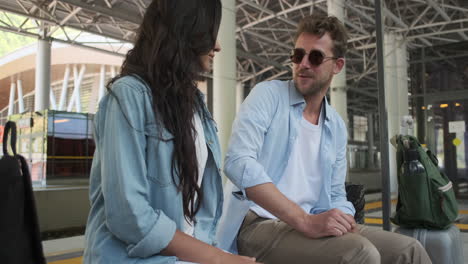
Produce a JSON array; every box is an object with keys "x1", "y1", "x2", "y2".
[
  {"x1": 344, "y1": 236, "x2": 381, "y2": 264},
  {"x1": 394, "y1": 238, "x2": 430, "y2": 264}
]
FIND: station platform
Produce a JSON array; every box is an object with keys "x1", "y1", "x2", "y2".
[{"x1": 43, "y1": 192, "x2": 468, "y2": 264}]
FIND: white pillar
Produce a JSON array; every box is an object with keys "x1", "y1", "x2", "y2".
[
  {"x1": 67, "y1": 65, "x2": 86, "y2": 112},
  {"x1": 110, "y1": 66, "x2": 116, "y2": 78},
  {"x1": 213, "y1": 0, "x2": 236, "y2": 162},
  {"x1": 8, "y1": 82, "x2": 16, "y2": 116},
  {"x1": 34, "y1": 38, "x2": 51, "y2": 111},
  {"x1": 327, "y1": 0, "x2": 348, "y2": 128},
  {"x1": 49, "y1": 89, "x2": 57, "y2": 110},
  {"x1": 98, "y1": 65, "x2": 106, "y2": 102},
  {"x1": 16, "y1": 79, "x2": 25, "y2": 113},
  {"x1": 236, "y1": 82, "x2": 244, "y2": 113},
  {"x1": 384, "y1": 32, "x2": 399, "y2": 193},
  {"x1": 58, "y1": 65, "x2": 70, "y2": 111},
  {"x1": 396, "y1": 34, "x2": 409, "y2": 120}
]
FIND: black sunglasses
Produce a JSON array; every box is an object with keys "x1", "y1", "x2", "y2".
[{"x1": 290, "y1": 48, "x2": 339, "y2": 66}]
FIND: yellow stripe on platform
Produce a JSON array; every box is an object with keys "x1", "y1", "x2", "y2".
[
  {"x1": 456, "y1": 223, "x2": 468, "y2": 230},
  {"x1": 459, "y1": 210, "x2": 468, "y2": 215},
  {"x1": 364, "y1": 200, "x2": 397, "y2": 211},
  {"x1": 365, "y1": 217, "x2": 383, "y2": 225},
  {"x1": 365, "y1": 201, "x2": 468, "y2": 216},
  {"x1": 48, "y1": 257, "x2": 82, "y2": 264},
  {"x1": 364, "y1": 217, "x2": 468, "y2": 231}
]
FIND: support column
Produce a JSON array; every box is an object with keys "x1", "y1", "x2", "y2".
[
  {"x1": 110, "y1": 66, "x2": 116, "y2": 78},
  {"x1": 58, "y1": 65, "x2": 70, "y2": 111},
  {"x1": 67, "y1": 65, "x2": 86, "y2": 112},
  {"x1": 34, "y1": 38, "x2": 51, "y2": 111},
  {"x1": 49, "y1": 90, "x2": 57, "y2": 110},
  {"x1": 213, "y1": 0, "x2": 236, "y2": 163},
  {"x1": 367, "y1": 113, "x2": 375, "y2": 168},
  {"x1": 8, "y1": 81, "x2": 16, "y2": 116},
  {"x1": 98, "y1": 65, "x2": 106, "y2": 102},
  {"x1": 328, "y1": 0, "x2": 348, "y2": 129},
  {"x1": 383, "y1": 33, "x2": 410, "y2": 191},
  {"x1": 236, "y1": 82, "x2": 244, "y2": 113},
  {"x1": 396, "y1": 34, "x2": 409, "y2": 129},
  {"x1": 375, "y1": 0, "x2": 392, "y2": 230},
  {"x1": 384, "y1": 32, "x2": 399, "y2": 193},
  {"x1": 17, "y1": 79, "x2": 25, "y2": 113}
]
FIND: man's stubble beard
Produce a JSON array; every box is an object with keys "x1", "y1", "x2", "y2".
[{"x1": 293, "y1": 72, "x2": 333, "y2": 97}]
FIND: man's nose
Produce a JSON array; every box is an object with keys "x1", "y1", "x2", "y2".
[{"x1": 299, "y1": 54, "x2": 311, "y2": 69}]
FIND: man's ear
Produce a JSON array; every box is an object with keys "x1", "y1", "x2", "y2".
[{"x1": 333, "y1": 58, "x2": 345, "y2": 74}]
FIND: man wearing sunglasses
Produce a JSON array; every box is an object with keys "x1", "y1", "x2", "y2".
[{"x1": 217, "y1": 14, "x2": 431, "y2": 264}]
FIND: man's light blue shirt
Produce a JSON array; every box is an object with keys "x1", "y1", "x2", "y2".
[{"x1": 216, "y1": 80, "x2": 355, "y2": 253}]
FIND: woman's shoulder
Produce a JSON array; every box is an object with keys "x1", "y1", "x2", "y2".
[{"x1": 111, "y1": 75, "x2": 152, "y2": 96}]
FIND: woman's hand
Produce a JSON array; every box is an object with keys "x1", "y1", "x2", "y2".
[{"x1": 213, "y1": 251, "x2": 261, "y2": 264}]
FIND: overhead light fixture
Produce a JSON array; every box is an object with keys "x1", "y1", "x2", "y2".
[
  {"x1": 440, "y1": 104, "x2": 449, "y2": 108},
  {"x1": 455, "y1": 103, "x2": 461, "y2": 107}
]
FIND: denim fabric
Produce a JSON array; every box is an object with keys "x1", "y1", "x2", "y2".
[{"x1": 84, "y1": 76, "x2": 224, "y2": 263}]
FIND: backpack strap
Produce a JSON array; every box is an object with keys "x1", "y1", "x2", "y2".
[
  {"x1": 397, "y1": 135, "x2": 408, "y2": 162},
  {"x1": 3, "y1": 121, "x2": 17, "y2": 156}
]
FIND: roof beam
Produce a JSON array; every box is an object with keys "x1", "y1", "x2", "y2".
[
  {"x1": 237, "y1": 49, "x2": 290, "y2": 72},
  {"x1": 366, "y1": 0, "x2": 408, "y2": 29},
  {"x1": 426, "y1": 0, "x2": 468, "y2": 40},
  {"x1": 56, "y1": 0, "x2": 141, "y2": 24},
  {"x1": 237, "y1": 1, "x2": 320, "y2": 32},
  {"x1": 243, "y1": 30, "x2": 292, "y2": 49},
  {"x1": 237, "y1": 0, "x2": 297, "y2": 30}
]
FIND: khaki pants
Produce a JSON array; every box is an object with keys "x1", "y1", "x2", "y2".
[{"x1": 238, "y1": 211, "x2": 432, "y2": 264}]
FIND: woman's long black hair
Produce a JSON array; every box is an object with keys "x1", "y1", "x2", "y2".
[{"x1": 107, "y1": 0, "x2": 222, "y2": 222}]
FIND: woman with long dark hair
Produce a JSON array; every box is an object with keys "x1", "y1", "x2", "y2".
[{"x1": 83, "y1": 0, "x2": 258, "y2": 263}]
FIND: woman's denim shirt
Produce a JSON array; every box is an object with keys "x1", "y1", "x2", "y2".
[{"x1": 84, "y1": 76, "x2": 224, "y2": 264}]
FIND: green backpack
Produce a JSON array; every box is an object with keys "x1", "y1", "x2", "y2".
[{"x1": 391, "y1": 135, "x2": 458, "y2": 229}]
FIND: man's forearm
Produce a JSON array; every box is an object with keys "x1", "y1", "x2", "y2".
[
  {"x1": 245, "y1": 183, "x2": 307, "y2": 229},
  {"x1": 245, "y1": 183, "x2": 356, "y2": 238}
]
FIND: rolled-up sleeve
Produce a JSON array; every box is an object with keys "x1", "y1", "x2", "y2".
[
  {"x1": 330, "y1": 120, "x2": 355, "y2": 216},
  {"x1": 100, "y1": 80, "x2": 176, "y2": 258},
  {"x1": 224, "y1": 82, "x2": 276, "y2": 195}
]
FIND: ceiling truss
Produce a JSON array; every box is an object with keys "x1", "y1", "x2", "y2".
[{"x1": 0, "y1": 0, "x2": 467, "y2": 115}]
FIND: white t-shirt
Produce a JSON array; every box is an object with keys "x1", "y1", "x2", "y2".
[
  {"x1": 250, "y1": 109, "x2": 323, "y2": 219},
  {"x1": 183, "y1": 111, "x2": 208, "y2": 235}
]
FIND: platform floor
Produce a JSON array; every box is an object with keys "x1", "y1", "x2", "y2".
[{"x1": 44, "y1": 192, "x2": 468, "y2": 264}]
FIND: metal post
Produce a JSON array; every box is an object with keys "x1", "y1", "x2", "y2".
[
  {"x1": 367, "y1": 113, "x2": 375, "y2": 168},
  {"x1": 375, "y1": 0, "x2": 391, "y2": 231}
]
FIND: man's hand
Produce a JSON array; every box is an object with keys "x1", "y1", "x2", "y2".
[{"x1": 296, "y1": 209, "x2": 357, "y2": 238}]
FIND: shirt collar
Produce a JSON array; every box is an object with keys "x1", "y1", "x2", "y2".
[{"x1": 288, "y1": 80, "x2": 330, "y2": 122}]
